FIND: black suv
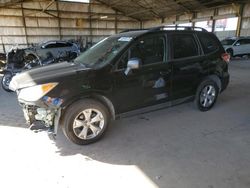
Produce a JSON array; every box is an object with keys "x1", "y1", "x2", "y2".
[{"x1": 10, "y1": 26, "x2": 230, "y2": 145}]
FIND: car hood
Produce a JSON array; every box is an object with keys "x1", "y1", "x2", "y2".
[{"x1": 9, "y1": 61, "x2": 89, "y2": 91}]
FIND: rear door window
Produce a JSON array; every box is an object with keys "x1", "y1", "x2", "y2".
[
  {"x1": 44, "y1": 42, "x2": 72, "y2": 49},
  {"x1": 56, "y1": 42, "x2": 73, "y2": 47},
  {"x1": 171, "y1": 34, "x2": 199, "y2": 59},
  {"x1": 44, "y1": 43, "x2": 57, "y2": 49},
  {"x1": 198, "y1": 33, "x2": 220, "y2": 54}
]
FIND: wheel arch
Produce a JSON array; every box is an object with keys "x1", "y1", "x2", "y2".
[
  {"x1": 91, "y1": 94, "x2": 116, "y2": 120},
  {"x1": 204, "y1": 74, "x2": 222, "y2": 92},
  {"x1": 60, "y1": 94, "x2": 116, "y2": 123}
]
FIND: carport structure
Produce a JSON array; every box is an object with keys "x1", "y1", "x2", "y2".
[
  {"x1": 0, "y1": 0, "x2": 250, "y2": 53},
  {"x1": 1, "y1": 1, "x2": 250, "y2": 188}
]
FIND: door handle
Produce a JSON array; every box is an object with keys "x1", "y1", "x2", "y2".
[{"x1": 160, "y1": 70, "x2": 171, "y2": 76}]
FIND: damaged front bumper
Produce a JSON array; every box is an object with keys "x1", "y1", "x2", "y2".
[{"x1": 20, "y1": 96, "x2": 63, "y2": 135}]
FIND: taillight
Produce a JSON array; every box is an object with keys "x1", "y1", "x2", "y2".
[{"x1": 221, "y1": 53, "x2": 230, "y2": 63}]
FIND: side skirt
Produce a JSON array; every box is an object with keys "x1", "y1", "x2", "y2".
[{"x1": 116, "y1": 96, "x2": 194, "y2": 119}]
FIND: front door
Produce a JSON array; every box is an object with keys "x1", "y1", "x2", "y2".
[{"x1": 112, "y1": 34, "x2": 172, "y2": 114}]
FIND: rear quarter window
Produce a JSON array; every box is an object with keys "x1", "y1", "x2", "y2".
[{"x1": 198, "y1": 33, "x2": 220, "y2": 54}]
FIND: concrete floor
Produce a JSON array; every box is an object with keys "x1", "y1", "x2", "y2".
[{"x1": 0, "y1": 60, "x2": 250, "y2": 188}]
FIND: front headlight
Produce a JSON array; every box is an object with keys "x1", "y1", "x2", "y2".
[{"x1": 18, "y1": 82, "x2": 58, "y2": 102}]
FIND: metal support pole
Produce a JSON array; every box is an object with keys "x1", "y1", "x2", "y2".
[
  {"x1": 192, "y1": 12, "x2": 196, "y2": 27},
  {"x1": 1, "y1": 36, "x2": 5, "y2": 53},
  {"x1": 115, "y1": 10, "x2": 118, "y2": 34},
  {"x1": 236, "y1": 4, "x2": 244, "y2": 37},
  {"x1": 161, "y1": 17, "x2": 165, "y2": 24},
  {"x1": 56, "y1": 1, "x2": 62, "y2": 40},
  {"x1": 211, "y1": 8, "x2": 218, "y2": 33},
  {"x1": 88, "y1": 2, "x2": 93, "y2": 44},
  {"x1": 21, "y1": 3, "x2": 28, "y2": 46}
]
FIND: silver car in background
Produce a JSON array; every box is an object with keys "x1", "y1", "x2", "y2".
[
  {"x1": 25, "y1": 40, "x2": 80, "y2": 61},
  {"x1": 221, "y1": 37, "x2": 250, "y2": 57}
]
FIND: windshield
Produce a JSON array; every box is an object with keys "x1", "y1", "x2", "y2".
[
  {"x1": 74, "y1": 36, "x2": 133, "y2": 68},
  {"x1": 221, "y1": 39, "x2": 236, "y2": 45}
]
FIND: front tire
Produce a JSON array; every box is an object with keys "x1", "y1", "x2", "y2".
[
  {"x1": 1, "y1": 72, "x2": 13, "y2": 92},
  {"x1": 62, "y1": 99, "x2": 110, "y2": 145},
  {"x1": 195, "y1": 80, "x2": 219, "y2": 111}
]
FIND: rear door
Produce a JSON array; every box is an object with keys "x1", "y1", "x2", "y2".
[{"x1": 169, "y1": 32, "x2": 206, "y2": 100}]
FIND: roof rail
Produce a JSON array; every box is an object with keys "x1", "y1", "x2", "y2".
[
  {"x1": 120, "y1": 26, "x2": 207, "y2": 34},
  {"x1": 120, "y1": 29, "x2": 148, "y2": 33},
  {"x1": 149, "y1": 26, "x2": 208, "y2": 32}
]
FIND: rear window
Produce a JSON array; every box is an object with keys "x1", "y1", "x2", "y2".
[{"x1": 198, "y1": 33, "x2": 220, "y2": 54}]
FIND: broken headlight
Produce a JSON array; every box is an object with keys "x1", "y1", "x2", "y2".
[{"x1": 18, "y1": 82, "x2": 58, "y2": 102}]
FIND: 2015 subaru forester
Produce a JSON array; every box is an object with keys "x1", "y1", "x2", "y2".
[{"x1": 10, "y1": 26, "x2": 230, "y2": 145}]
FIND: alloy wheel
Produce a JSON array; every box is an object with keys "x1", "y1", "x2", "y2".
[
  {"x1": 73, "y1": 108, "x2": 105, "y2": 140},
  {"x1": 200, "y1": 85, "x2": 216, "y2": 108}
]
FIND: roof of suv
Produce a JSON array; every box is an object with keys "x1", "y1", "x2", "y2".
[{"x1": 117, "y1": 26, "x2": 209, "y2": 38}]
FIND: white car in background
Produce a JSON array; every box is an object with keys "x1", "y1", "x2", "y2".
[{"x1": 221, "y1": 37, "x2": 250, "y2": 57}]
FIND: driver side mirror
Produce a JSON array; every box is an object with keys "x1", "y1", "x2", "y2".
[
  {"x1": 124, "y1": 58, "x2": 141, "y2": 75},
  {"x1": 235, "y1": 42, "x2": 240, "y2": 46}
]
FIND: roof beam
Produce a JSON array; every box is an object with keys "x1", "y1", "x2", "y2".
[
  {"x1": 0, "y1": 0, "x2": 23, "y2": 8},
  {"x1": 131, "y1": 0, "x2": 162, "y2": 19},
  {"x1": 108, "y1": 0, "x2": 129, "y2": 7},
  {"x1": 173, "y1": 0, "x2": 193, "y2": 13},
  {"x1": 96, "y1": 0, "x2": 140, "y2": 21},
  {"x1": 42, "y1": 0, "x2": 55, "y2": 12}
]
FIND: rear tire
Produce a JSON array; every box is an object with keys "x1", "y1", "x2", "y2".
[
  {"x1": 195, "y1": 79, "x2": 219, "y2": 111},
  {"x1": 62, "y1": 99, "x2": 110, "y2": 145},
  {"x1": 1, "y1": 71, "x2": 13, "y2": 92}
]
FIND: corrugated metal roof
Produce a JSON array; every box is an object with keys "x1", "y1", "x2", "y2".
[
  {"x1": 0, "y1": 0, "x2": 248, "y2": 20},
  {"x1": 97, "y1": 0, "x2": 248, "y2": 20}
]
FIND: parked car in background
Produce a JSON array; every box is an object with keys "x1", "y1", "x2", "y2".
[
  {"x1": 25, "y1": 40, "x2": 80, "y2": 62},
  {"x1": 10, "y1": 26, "x2": 230, "y2": 145},
  {"x1": 1, "y1": 40, "x2": 80, "y2": 92},
  {"x1": 221, "y1": 37, "x2": 250, "y2": 57}
]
